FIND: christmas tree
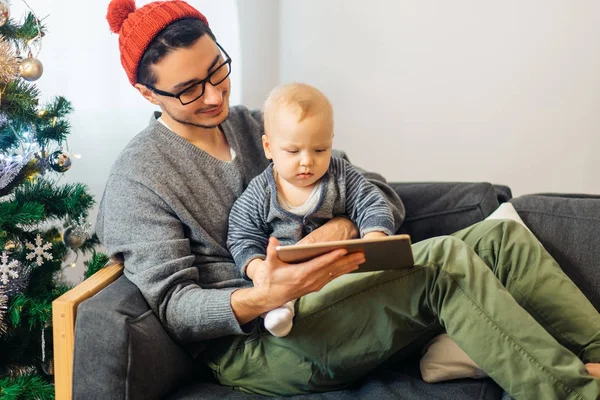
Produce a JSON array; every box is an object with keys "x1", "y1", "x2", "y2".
[{"x1": 0, "y1": 1, "x2": 108, "y2": 398}]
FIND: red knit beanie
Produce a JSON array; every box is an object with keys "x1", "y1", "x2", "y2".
[{"x1": 106, "y1": 0, "x2": 209, "y2": 86}]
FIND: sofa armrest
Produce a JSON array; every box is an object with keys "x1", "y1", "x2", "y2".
[
  {"x1": 390, "y1": 182, "x2": 511, "y2": 242},
  {"x1": 511, "y1": 194, "x2": 600, "y2": 311},
  {"x1": 52, "y1": 263, "x2": 124, "y2": 400}
]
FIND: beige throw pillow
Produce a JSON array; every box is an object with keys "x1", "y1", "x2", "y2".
[{"x1": 420, "y1": 333, "x2": 487, "y2": 383}]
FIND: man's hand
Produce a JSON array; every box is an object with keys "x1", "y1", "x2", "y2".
[
  {"x1": 253, "y1": 237, "x2": 364, "y2": 304},
  {"x1": 231, "y1": 237, "x2": 365, "y2": 325},
  {"x1": 297, "y1": 216, "x2": 359, "y2": 245}
]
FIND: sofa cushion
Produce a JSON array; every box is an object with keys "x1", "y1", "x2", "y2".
[
  {"x1": 166, "y1": 368, "x2": 503, "y2": 400},
  {"x1": 511, "y1": 194, "x2": 600, "y2": 311}
]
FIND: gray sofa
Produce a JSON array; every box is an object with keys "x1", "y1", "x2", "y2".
[{"x1": 72, "y1": 182, "x2": 600, "y2": 399}]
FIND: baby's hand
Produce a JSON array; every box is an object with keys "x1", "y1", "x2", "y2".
[
  {"x1": 363, "y1": 231, "x2": 388, "y2": 239},
  {"x1": 246, "y1": 258, "x2": 266, "y2": 282}
]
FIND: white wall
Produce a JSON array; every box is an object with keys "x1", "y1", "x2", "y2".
[
  {"x1": 237, "y1": 0, "x2": 280, "y2": 109},
  {"x1": 280, "y1": 0, "x2": 600, "y2": 196},
  {"x1": 9, "y1": 0, "x2": 242, "y2": 282}
]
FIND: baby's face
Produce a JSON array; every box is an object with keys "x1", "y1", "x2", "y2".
[{"x1": 264, "y1": 109, "x2": 333, "y2": 188}]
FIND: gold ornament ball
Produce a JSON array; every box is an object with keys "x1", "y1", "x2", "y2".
[
  {"x1": 19, "y1": 57, "x2": 43, "y2": 81},
  {"x1": 0, "y1": 1, "x2": 10, "y2": 27}
]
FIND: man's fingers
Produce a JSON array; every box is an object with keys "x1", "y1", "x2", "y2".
[
  {"x1": 265, "y1": 237, "x2": 281, "y2": 263},
  {"x1": 322, "y1": 254, "x2": 363, "y2": 285},
  {"x1": 306, "y1": 250, "x2": 364, "y2": 277},
  {"x1": 341, "y1": 252, "x2": 365, "y2": 271},
  {"x1": 307, "y1": 248, "x2": 349, "y2": 269},
  {"x1": 343, "y1": 253, "x2": 365, "y2": 272}
]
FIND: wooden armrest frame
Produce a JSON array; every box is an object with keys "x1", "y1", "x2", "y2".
[{"x1": 52, "y1": 263, "x2": 124, "y2": 400}]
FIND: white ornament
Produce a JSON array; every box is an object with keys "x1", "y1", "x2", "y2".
[
  {"x1": 25, "y1": 234, "x2": 53, "y2": 266},
  {"x1": 0, "y1": 251, "x2": 19, "y2": 284}
]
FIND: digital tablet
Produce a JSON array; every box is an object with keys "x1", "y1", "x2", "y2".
[{"x1": 275, "y1": 234, "x2": 414, "y2": 273}]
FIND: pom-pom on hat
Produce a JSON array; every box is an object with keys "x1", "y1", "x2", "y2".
[{"x1": 106, "y1": 0, "x2": 209, "y2": 86}]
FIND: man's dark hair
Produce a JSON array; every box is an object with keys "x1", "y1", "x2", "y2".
[{"x1": 137, "y1": 18, "x2": 216, "y2": 86}]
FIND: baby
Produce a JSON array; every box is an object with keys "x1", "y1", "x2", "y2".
[{"x1": 227, "y1": 83, "x2": 395, "y2": 337}]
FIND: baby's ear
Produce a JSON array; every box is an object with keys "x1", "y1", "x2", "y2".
[{"x1": 262, "y1": 134, "x2": 273, "y2": 159}]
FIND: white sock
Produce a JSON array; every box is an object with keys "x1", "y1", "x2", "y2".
[{"x1": 263, "y1": 299, "x2": 296, "y2": 337}]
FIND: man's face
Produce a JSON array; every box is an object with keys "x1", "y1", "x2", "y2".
[
  {"x1": 263, "y1": 109, "x2": 334, "y2": 188},
  {"x1": 140, "y1": 35, "x2": 231, "y2": 129}
]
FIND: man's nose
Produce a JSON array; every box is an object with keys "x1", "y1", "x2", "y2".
[{"x1": 203, "y1": 83, "x2": 222, "y2": 105}]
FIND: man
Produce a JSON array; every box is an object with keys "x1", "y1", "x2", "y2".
[{"x1": 101, "y1": 0, "x2": 600, "y2": 398}]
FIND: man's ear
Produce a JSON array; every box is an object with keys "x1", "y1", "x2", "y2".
[
  {"x1": 262, "y1": 134, "x2": 273, "y2": 160},
  {"x1": 135, "y1": 83, "x2": 160, "y2": 105}
]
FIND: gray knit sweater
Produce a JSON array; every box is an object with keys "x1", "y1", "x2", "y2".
[
  {"x1": 96, "y1": 105, "x2": 405, "y2": 346},
  {"x1": 227, "y1": 157, "x2": 396, "y2": 277}
]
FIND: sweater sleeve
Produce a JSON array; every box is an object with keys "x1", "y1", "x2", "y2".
[
  {"x1": 96, "y1": 173, "x2": 251, "y2": 343},
  {"x1": 227, "y1": 179, "x2": 270, "y2": 279},
  {"x1": 331, "y1": 150, "x2": 405, "y2": 233},
  {"x1": 336, "y1": 160, "x2": 396, "y2": 236}
]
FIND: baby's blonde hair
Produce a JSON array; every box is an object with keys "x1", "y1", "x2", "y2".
[{"x1": 263, "y1": 83, "x2": 333, "y2": 133}]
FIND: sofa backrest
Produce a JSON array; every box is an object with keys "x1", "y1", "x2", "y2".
[
  {"x1": 512, "y1": 194, "x2": 600, "y2": 311},
  {"x1": 391, "y1": 182, "x2": 510, "y2": 243}
]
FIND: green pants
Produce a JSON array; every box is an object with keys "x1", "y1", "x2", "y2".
[{"x1": 205, "y1": 220, "x2": 600, "y2": 399}]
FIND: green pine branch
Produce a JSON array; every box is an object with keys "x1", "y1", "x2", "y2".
[
  {"x1": 42, "y1": 96, "x2": 73, "y2": 119},
  {"x1": 35, "y1": 97, "x2": 74, "y2": 147},
  {"x1": 0, "y1": 200, "x2": 46, "y2": 232},
  {"x1": 36, "y1": 119, "x2": 70, "y2": 145},
  {"x1": 52, "y1": 284, "x2": 72, "y2": 299},
  {"x1": 24, "y1": 297, "x2": 51, "y2": 330},
  {"x1": 13, "y1": 178, "x2": 94, "y2": 222},
  {"x1": 0, "y1": 20, "x2": 21, "y2": 41},
  {"x1": 18, "y1": 13, "x2": 46, "y2": 42},
  {"x1": 84, "y1": 250, "x2": 110, "y2": 280},
  {"x1": 0, "y1": 12, "x2": 46, "y2": 49},
  {"x1": 9, "y1": 289, "x2": 54, "y2": 331},
  {"x1": 0, "y1": 374, "x2": 54, "y2": 400},
  {"x1": 0, "y1": 95, "x2": 74, "y2": 153},
  {"x1": 0, "y1": 80, "x2": 39, "y2": 125},
  {"x1": 8, "y1": 294, "x2": 26, "y2": 328}
]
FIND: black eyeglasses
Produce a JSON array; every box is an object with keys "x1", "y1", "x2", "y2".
[{"x1": 144, "y1": 42, "x2": 232, "y2": 106}]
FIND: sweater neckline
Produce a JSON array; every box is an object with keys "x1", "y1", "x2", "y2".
[
  {"x1": 149, "y1": 112, "x2": 240, "y2": 169},
  {"x1": 265, "y1": 163, "x2": 330, "y2": 220}
]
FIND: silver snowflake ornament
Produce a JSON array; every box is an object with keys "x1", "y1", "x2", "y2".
[
  {"x1": 25, "y1": 234, "x2": 53, "y2": 266},
  {"x1": 0, "y1": 251, "x2": 19, "y2": 285}
]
